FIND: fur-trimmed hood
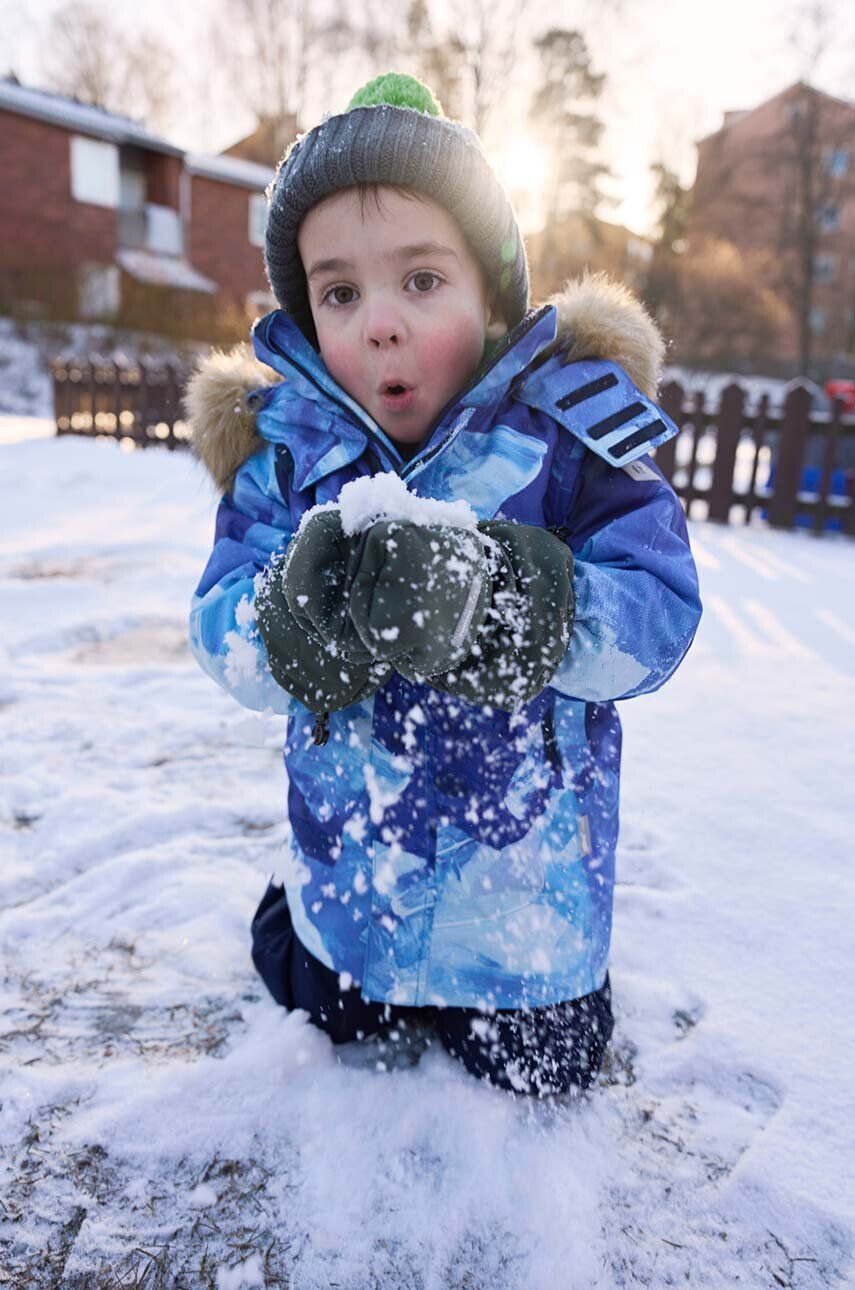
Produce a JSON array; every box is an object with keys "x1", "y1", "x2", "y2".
[{"x1": 185, "y1": 272, "x2": 666, "y2": 495}]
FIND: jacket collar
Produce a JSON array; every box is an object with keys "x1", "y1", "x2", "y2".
[
  {"x1": 187, "y1": 274, "x2": 666, "y2": 495},
  {"x1": 250, "y1": 306, "x2": 559, "y2": 482}
]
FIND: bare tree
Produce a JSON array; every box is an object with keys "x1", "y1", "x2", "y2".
[
  {"x1": 527, "y1": 28, "x2": 609, "y2": 288},
  {"x1": 42, "y1": 1, "x2": 177, "y2": 131},
  {"x1": 210, "y1": 0, "x2": 365, "y2": 140},
  {"x1": 644, "y1": 161, "x2": 691, "y2": 326},
  {"x1": 667, "y1": 237, "x2": 790, "y2": 369},
  {"x1": 405, "y1": 0, "x2": 466, "y2": 121}
]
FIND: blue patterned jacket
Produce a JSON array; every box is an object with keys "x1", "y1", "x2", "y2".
[{"x1": 189, "y1": 283, "x2": 702, "y2": 1009}]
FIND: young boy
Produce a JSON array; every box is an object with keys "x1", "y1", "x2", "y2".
[{"x1": 187, "y1": 73, "x2": 702, "y2": 1096}]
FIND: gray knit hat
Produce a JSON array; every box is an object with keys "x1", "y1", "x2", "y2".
[{"x1": 264, "y1": 73, "x2": 529, "y2": 348}]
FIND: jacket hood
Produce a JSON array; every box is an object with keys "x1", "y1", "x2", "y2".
[{"x1": 186, "y1": 272, "x2": 666, "y2": 494}]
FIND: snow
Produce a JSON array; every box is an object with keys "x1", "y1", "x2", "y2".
[
  {"x1": 2, "y1": 434, "x2": 854, "y2": 1287},
  {"x1": 335, "y1": 470, "x2": 479, "y2": 535}
]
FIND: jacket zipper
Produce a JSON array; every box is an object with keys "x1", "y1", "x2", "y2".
[
  {"x1": 541, "y1": 704, "x2": 563, "y2": 779},
  {"x1": 263, "y1": 307, "x2": 552, "y2": 739},
  {"x1": 400, "y1": 306, "x2": 550, "y2": 483}
]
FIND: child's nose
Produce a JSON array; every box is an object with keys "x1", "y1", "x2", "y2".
[{"x1": 363, "y1": 298, "x2": 406, "y2": 348}]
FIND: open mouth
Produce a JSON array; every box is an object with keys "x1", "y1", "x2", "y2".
[{"x1": 379, "y1": 382, "x2": 416, "y2": 411}]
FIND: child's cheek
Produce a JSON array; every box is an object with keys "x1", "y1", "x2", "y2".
[
  {"x1": 318, "y1": 335, "x2": 363, "y2": 396},
  {"x1": 420, "y1": 318, "x2": 484, "y2": 382}
]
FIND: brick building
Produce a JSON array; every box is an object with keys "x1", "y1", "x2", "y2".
[
  {"x1": 0, "y1": 78, "x2": 284, "y2": 341},
  {"x1": 688, "y1": 81, "x2": 855, "y2": 373}
]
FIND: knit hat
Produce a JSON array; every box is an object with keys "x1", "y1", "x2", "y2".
[{"x1": 264, "y1": 72, "x2": 529, "y2": 348}]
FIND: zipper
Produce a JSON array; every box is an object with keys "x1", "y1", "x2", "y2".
[
  {"x1": 256, "y1": 316, "x2": 404, "y2": 472},
  {"x1": 400, "y1": 306, "x2": 552, "y2": 483},
  {"x1": 269, "y1": 305, "x2": 552, "y2": 737},
  {"x1": 541, "y1": 705, "x2": 562, "y2": 778},
  {"x1": 260, "y1": 306, "x2": 552, "y2": 485}
]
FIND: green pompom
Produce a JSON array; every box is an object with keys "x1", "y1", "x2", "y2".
[{"x1": 347, "y1": 73, "x2": 442, "y2": 117}]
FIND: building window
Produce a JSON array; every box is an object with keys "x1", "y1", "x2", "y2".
[
  {"x1": 78, "y1": 263, "x2": 120, "y2": 318},
  {"x1": 809, "y1": 305, "x2": 826, "y2": 335},
  {"x1": 813, "y1": 252, "x2": 837, "y2": 283},
  {"x1": 146, "y1": 204, "x2": 183, "y2": 256},
  {"x1": 817, "y1": 204, "x2": 840, "y2": 232},
  {"x1": 119, "y1": 160, "x2": 146, "y2": 211},
  {"x1": 70, "y1": 136, "x2": 120, "y2": 208},
  {"x1": 824, "y1": 148, "x2": 849, "y2": 178},
  {"x1": 248, "y1": 193, "x2": 268, "y2": 247}
]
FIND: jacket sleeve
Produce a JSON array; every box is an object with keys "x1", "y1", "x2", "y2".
[
  {"x1": 189, "y1": 444, "x2": 298, "y2": 714},
  {"x1": 548, "y1": 451, "x2": 702, "y2": 702}
]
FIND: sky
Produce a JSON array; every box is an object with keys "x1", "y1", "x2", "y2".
[{"x1": 4, "y1": 0, "x2": 855, "y2": 237}]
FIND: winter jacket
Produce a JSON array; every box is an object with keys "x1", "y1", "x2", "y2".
[{"x1": 187, "y1": 275, "x2": 702, "y2": 1009}]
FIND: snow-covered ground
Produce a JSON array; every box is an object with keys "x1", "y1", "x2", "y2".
[{"x1": 1, "y1": 432, "x2": 854, "y2": 1289}]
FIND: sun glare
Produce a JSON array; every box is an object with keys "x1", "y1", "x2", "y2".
[{"x1": 492, "y1": 134, "x2": 551, "y2": 233}]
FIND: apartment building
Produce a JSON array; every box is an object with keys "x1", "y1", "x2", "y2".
[{"x1": 689, "y1": 81, "x2": 855, "y2": 369}]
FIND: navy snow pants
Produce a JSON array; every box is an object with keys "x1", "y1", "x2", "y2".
[{"x1": 250, "y1": 878, "x2": 613, "y2": 1097}]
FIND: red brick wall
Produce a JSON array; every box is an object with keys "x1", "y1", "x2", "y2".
[
  {"x1": 188, "y1": 174, "x2": 268, "y2": 304},
  {"x1": 146, "y1": 151, "x2": 182, "y2": 208},
  {"x1": 0, "y1": 109, "x2": 117, "y2": 315},
  {"x1": 0, "y1": 110, "x2": 117, "y2": 270}
]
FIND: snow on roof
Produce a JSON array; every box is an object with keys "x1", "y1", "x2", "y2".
[
  {"x1": 185, "y1": 152, "x2": 274, "y2": 190},
  {"x1": 116, "y1": 248, "x2": 217, "y2": 294},
  {"x1": 0, "y1": 79, "x2": 182, "y2": 155},
  {"x1": 663, "y1": 365, "x2": 831, "y2": 412}
]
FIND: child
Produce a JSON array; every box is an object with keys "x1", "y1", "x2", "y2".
[{"x1": 187, "y1": 73, "x2": 702, "y2": 1097}]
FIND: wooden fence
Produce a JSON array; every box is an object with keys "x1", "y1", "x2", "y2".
[
  {"x1": 52, "y1": 355, "x2": 191, "y2": 452},
  {"x1": 657, "y1": 380, "x2": 855, "y2": 537},
  {"x1": 51, "y1": 359, "x2": 855, "y2": 537}
]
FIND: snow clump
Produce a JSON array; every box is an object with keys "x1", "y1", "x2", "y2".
[{"x1": 296, "y1": 471, "x2": 479, "y2": 538}]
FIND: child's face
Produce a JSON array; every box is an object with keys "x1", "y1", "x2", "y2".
[{"x1": 298, "y1": 186, "x2": 506, "y2": 452}]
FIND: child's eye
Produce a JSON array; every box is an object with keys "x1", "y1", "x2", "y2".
[
  {"x1": 407, "y1": 271, "x2": 443, "y2": 294},
  {"x1": 322, "y1": 284, "x2": 358, "y2": 308}
]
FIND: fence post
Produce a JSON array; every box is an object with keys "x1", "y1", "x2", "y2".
[
  {"x1": 814, "y1": 398, "x2": 842, "y2": 535},
  {"x1": 655, "y1": 380, "x2": 683, "y2": 481},
  {"x1": 52, "y1": 360, "x2": 68, "y2": 435},
  {"x1": 768, "y1": 384, "x2": 812, "y2": 529},
  {"x1": 707, "y1": 383, "x2": 744, "y2": 523}
]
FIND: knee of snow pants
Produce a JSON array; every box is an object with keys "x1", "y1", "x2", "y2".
[
  {"x1": 435, "y1": 975, "x2": 614, "y2": 1097},
  {"x1": 250, "y1": 877, "x2": 401, "y2": 1043}
]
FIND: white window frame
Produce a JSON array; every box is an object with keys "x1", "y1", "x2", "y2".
[
  {"x1": 248, "y1": 192, "x2": 268, "y2": 247},
  {"x1": 70, "y1": 135, "x2": 120, "y2": 208}
]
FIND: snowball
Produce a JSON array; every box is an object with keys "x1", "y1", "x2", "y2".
[{"x1": 335, "y1": 472, "x2": 479, "y2": 535}]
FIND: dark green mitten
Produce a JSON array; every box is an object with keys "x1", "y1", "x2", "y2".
[
  {"x1": 426, "y1": 520, "x2": 575, "y2": 710},
  {"x1": 280, "y1": 509, "x2": 373, "y2": 664},
  {"x1": 255, "y1": 509, "x2": 393, "y2": 713},
  {"x1": 347, "y1": 520, "x2": 492, "y2": 681}
]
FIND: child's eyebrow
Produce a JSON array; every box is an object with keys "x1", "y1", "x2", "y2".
[{"x1": 306, "y1": 242, "x2": 459, "y2": 281}]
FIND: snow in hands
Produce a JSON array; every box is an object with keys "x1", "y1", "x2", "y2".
[{"x1": 299, "y1": 470, "x2": 479, "y2": 537}]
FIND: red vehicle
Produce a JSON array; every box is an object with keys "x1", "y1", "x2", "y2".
[{"x1": 825, "y1": 379, "x2": 855, "y2": 413}]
